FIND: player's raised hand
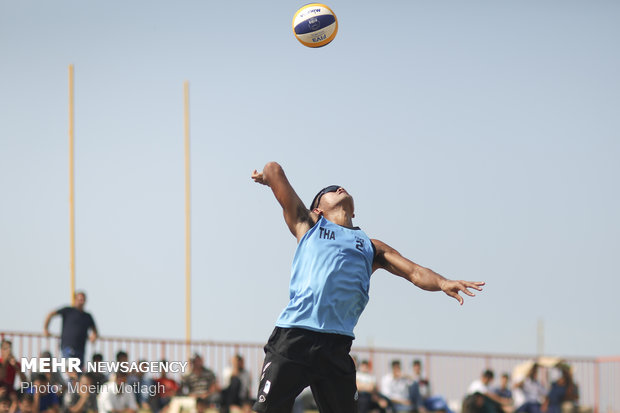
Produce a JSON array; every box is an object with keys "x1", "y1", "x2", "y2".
[
  {"x1": 251, "y1": 169, "x2": 267, "y2": 185},
  {"x1": 440, "y1": 280, "x2": 485, "y2": 305}
]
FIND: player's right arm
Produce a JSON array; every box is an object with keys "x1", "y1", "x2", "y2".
[{"x1": 252, "y1": 162, "x2": 316, "y2": 241}]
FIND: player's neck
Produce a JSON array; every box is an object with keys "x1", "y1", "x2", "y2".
[{"x1": 322, "y1": 208, "x2": 354, "y2": 228}]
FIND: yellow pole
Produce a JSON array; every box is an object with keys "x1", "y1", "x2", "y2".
[
  {"x1": 183, "y1": 81, "x2": 191, "y2": 359},
  {"x1": 69, "y1": 64, "x2": 76, "y2": 306}
]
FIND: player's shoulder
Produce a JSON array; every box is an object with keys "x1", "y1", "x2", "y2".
[{"x1": 294, "y1": 211, "x2": 321, "y2": 241}]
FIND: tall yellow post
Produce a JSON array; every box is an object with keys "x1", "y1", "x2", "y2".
[
  {"x1": 183, "y1": 81, "x2": 192, "y2": 360},
  {"x1": 69, "y1": 65, "x2": 76, "y2": 306}
]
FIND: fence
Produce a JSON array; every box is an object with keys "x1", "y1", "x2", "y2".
[{"x1": 1, "y1": 331, "x2": 617, "y2": 413}]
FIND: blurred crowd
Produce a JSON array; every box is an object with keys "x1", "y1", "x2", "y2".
[
  {"x1": 0, "y1": 290, "x2": 589, "y2": 413},
  {"x1": 350, "y1": 358, "x2": 585, "y2": 413},
  {"x1": 0, "y1": 339, "x2": 590, "y2": 413},
  {"x1": 0, "y1": 340, "x2": 252, "y2": 413}
]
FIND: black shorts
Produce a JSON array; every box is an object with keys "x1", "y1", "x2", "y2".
[{"x1": 252, "y1": 327, "x2": 358, "y2": 413}]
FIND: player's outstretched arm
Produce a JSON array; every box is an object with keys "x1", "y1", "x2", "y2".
[
  {"x1": 371, "y1": 239, "x2": 484, "y2": 305},
  {"x1": 252, "y1": 162, "x2": 316, "y2": 241}
]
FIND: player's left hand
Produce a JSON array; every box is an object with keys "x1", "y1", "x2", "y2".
[
  {"x1": 251, "y1": 169, "x2": 266, "y2": 185},
  {"x1": 440, "y1": 280, "x2": 485, "y2": 305}
]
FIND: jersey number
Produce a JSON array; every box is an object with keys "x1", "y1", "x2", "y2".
[{"x1": 355, "y1": 239, "x2": 364, "y2": 252}]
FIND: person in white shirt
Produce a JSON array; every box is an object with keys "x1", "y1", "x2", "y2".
[
  {"x1": 513, "y1": 364, "x2": 546, "y2": 413},
  {"x1": 380, "y1": 360, "x2": 412, "y2": 412},
  {"x1": 357, "y1": 360, "x2": 388, "y2": 413},
  {"x1": 467, "y1": 370, "x2": 495, "y2": 396},
  {"x1": 97, "y1": 372, "x2": 138, "y2": 413},
  {"x1": 464, "y1": 370, "x2": 510, "y2": 413}
]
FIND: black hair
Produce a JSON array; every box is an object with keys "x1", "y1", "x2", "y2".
[{"x1": 483, "y1": 369, "x2": 494, "y2": 379}]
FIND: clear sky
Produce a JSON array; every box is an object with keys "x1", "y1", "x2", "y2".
[{"x1": 1, "y1": 0, "x2": 618, "y2": 358}]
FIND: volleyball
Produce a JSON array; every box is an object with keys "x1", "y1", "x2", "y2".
[{"x1": 292, "y1": 3, "x2": 338, "y2": 48}]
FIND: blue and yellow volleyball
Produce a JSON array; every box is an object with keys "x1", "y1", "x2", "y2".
[{"x1": 292, "y1": 3, "x2": 338, "y2": 48}]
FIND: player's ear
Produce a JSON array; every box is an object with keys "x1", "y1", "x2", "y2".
[{"x1": 313, "y1": 207, "x2": 323, "y2": 216}]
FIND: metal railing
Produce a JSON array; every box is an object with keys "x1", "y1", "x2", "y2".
[{"x1": 1, "y1": 331, "x2": 617, "y2": 413}]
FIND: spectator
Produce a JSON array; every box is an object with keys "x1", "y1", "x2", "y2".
[
  {"x1": 43, "y1": 291, "x2": 98, "y2": 368},
  {"x1": 97, "y1": 372, "x2": 137, "y2": 413},
  {"x1": 15, "y1": 393, "x2": 34, "y2": 413},
  {"x1": 410, "y1": 360, "x2": 429, "y2": 413},
  {"x1": 152, "y1": 361, "x2": 179, "y2": 413},
  {"x1": 380, "y1": 360, "x2": 412, "y2": 412},
  {"x1": 38, "y1": 352, "x2": 66, "y2": 405},
  {"x1": 291, "y1": 387, "x2": 316, "y2": 413},
  {"x1": 0, "y1": 395, "x2": 11, "y2": 413},
  {"x1": 495, "y1": 374, "x2": 513, "y2": 400},
  {"x1": 0, "y1": 388, "x2": 9, "y2": 413},
  {"x1": 514, "y1": 364, "x2": 546, "y2": 413},
  {"x1": 356, "y1": 360, "x2": 388, "y2": 413},
  {"x1": 180, "y1": 355, "x2": 219, "y2": 406},
  {"x1": 64, "y1": 374, "x2": 97, "y2": 413},
  {"x1": 0, "y1": 340, "x2": 28, "y2": 394},
  {"x1": 128, "y1": 361, "x2": 153, "y2": 410},
  {"x1": 109, "y1": 352, "x2": 129, "y2": 385},
  {"x1": 494, "y1": 373, "x2": 513, "y2": 412},
  {"x1": 29, "y1": 374, "x2": 60, "y2": 413},
  {"x1": 89, "y1": 354, "x2": 108, "y2": 393},
  {"x1": 412, "y1": 360, "x2": 431, "y2": 402},
  {"x1": 195, "y1": 398, "x2": 208, "y2": 413},
  {"x1": 410, "y1": 360, "x2": 450, "y2": 413},
  {"x1": 463, "y1": 370, "x2": 507, "y2": 413},
  {"x1": 220, "y1": 355, "x2": 251, "y2": 413},
  {"x1": 62, "y1": 373, "x2": 79, "y2": 409},
  {"x1": 543, "y1": 364, "x2": 578, "y2": 413}
]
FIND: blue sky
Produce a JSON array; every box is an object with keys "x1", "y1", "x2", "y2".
[{"x1": 1, "y1": 0, "x2": 618, "y2": 357}]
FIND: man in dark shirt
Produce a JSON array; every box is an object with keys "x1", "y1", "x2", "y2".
[{"x1": 43, "y1": 291, "x2": 98, "y2": 367}]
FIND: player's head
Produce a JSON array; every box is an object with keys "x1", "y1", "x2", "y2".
[{"x1": 310, "y1": 185, "x2": 354, "y2": 216}]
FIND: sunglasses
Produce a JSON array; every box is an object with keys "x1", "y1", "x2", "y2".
[{"x1": 310, "y1": 185, "x2": 341, "y2": 210}]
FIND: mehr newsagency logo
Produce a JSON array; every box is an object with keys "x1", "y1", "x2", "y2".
[
  {"x1": 21, "y1": 357, "x2": 188, "y2": 374},
  {"x1": 20, "y1": 357, "x2": 188, "y2": 395}
]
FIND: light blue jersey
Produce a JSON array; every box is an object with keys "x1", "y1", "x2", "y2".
[{"x1": 275, "y1": 216, "x2": 375, "y2": 338}]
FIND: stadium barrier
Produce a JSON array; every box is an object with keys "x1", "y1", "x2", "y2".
[{"x1": 1, "y1": 331, "x2": 617, "y2": 413}]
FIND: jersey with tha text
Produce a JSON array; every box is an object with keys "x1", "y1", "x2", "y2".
[{"x1": 276, "y1": 216, "x2": 375, "y2": 338}]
